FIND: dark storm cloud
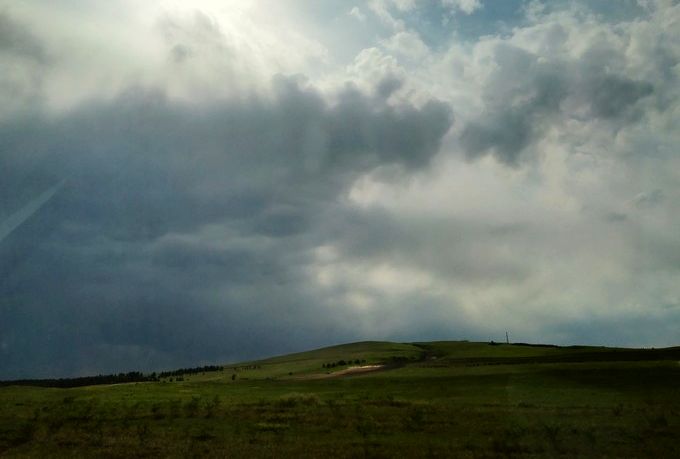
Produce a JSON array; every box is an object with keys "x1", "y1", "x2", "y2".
[
  {"x1": 4, "y1": 1, "x2": 676, "y2": 380},
  {"x1": 460, "y1": 43, "x2": 569, "y2": 165},
  {"x1": 0, "y1": 12, "x2": 49, "y2": 114},
  {"x1": 586, "y1": 75, "x2": 654, "y2": 119},
  {"x1": 375, "y1": 75, "x2": 403, "y2": 100},
  {"x1": 460, "y1": 42, "x2": 654, "y2": 164},
  {"x1": 548, "y1": 308, "x2": 680, "y2": 348},
  {"x1": 0, "y1": 12, "x2": 46, "y2": 62},
  {"x1": 0, "y1": 75, "x2": 452, "y2": 378},
  {"x1": 460, "y1": 109, "x2": 534, "y2": 165}
]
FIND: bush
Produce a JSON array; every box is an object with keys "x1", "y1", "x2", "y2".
[
  {"x1": 184, "y1": 396, "x2": 200, "y2": 417},
  {"x1": 277, "y1": 393, "x2": 321, "y2": 408}
]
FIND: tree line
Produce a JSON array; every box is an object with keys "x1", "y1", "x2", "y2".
[
  {"x1": 322, "y1": 359, "x2": 366, "y2": 369},
  {"x1": 0, "y1": 365, "x2": 226, "y2": 388}
]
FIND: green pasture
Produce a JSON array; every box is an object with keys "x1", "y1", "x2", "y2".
[{"x1": 1, "y1": 341, "x2": 679, "y2": 457}]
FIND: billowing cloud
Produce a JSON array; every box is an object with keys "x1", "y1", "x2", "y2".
[
  {"x1": 459, "y1": 36, "x2": 658, "y2": 164},
  {"x1": 0, "y1": 0, "x2": 678, "y2": 378},
  {"x1": 0, "y1": 51, "x2": 451, "y2": 377},
  {"x1": 339, "y1": 1, "x2": 680, "y2": 349}
]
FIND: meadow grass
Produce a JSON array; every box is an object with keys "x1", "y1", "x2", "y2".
[{"x1": 1, "y1": 341, "x2": 678, "y2": 457}]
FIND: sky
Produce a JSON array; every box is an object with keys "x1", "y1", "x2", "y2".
[{"x1": 0, "y1": 0, "x2": 678, "y2": 379}]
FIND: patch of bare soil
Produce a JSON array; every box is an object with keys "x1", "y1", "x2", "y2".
[{"x1": 295, "y1": 365, "x2": 388, "y2": 380}]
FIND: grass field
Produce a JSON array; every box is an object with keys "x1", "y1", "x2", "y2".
[{"x1": 1, "y1": 341, "x2": 679, "y2": 457}]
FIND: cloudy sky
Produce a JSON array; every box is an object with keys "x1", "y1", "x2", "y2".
[{"x1": 1, "y1": 0, "x2": 678, "y2": 379}]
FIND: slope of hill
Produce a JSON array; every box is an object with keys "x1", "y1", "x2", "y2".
[{"x1": 1, "y1": 340, "x2": 679, "y2": 457}]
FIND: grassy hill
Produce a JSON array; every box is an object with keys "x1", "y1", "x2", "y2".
[{"x1": 1, "y1": 340, "x2": 679, "y2": 457}]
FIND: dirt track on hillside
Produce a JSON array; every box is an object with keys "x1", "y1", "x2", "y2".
[{"x1": 295, "y1": 365, "x2": 388, "y2": 380}]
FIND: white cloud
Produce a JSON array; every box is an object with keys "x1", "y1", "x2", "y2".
[
  {"x1": 349, "y1": 6, "x2": 366, "y2": 22},
  {"x1": 368, "y1": 0, "x2": 407, "y2": 31},
  {"x1": 442, "y1": 0, "x2": 483, "y2": 15},
  {"x1": 391, "y1": 0, "x2": 419, "y2": 11},
  {"x1": 381, "y1": 30, "x2": 430, "y2": 60},
  {"x1": 332, "y1": 1, "x2": 680, "y2": 345},
  {"x1": 346, "y1": 47, "x2": 406, "y2": 92},
  {"x1": 0, "y1": 1, "x2": 330, "y2": 113}
]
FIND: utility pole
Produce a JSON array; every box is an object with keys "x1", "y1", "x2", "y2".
[{"x1": 506, "y1": 331, "x2": 509, "y2": 344}]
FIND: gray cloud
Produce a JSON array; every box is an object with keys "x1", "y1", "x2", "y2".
[
  {"x1": 633, "y1": 189, "x2": 664, "y2": 208},
  {"x1": 0, "y1": 180, "x2": 64, "y2": 244},
  {"x1": 0, "y1": 12, "x2": 49, "y2": 117},
  {"x1": 0, "y1": 74, "x2": 451, "y2": 378},
  {"x1": 0, "y1": 12, "x2": 46, "y2": 62},
  {"x1": 460, "y1": 108, "x2": 534, "y2": 165},
  {"x1": 1, "y1": 1, "x2": 678, "y2": 379},
  {"x1": 459, "y1": 41, "x2": 656, "y2": 164},
  {"x1": 586, "y1": 75, "x2": 654, "y2": 119},
  {"x1": 159, "y1": 11, "x2": 230, "y2": 64},
  {"x1": 325, "y1": 207, "x2": 532, "y2": 284}
]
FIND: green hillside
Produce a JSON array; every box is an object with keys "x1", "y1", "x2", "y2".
[
  {"x1": 1, "y1": 340, "x2": 679, "y2": 457},
  {"x1": 213, "y1": 341, "x2": 424, "y2": 381}
]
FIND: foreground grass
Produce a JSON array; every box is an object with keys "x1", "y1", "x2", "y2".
[{"x1": 1, "y1": 341, "x2": 679, "y2": 457}]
